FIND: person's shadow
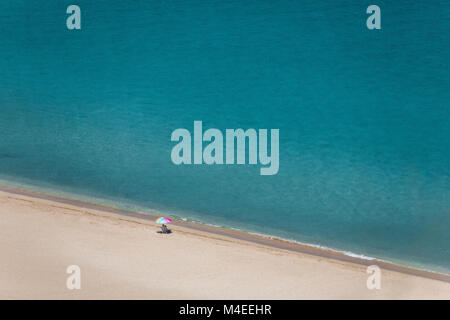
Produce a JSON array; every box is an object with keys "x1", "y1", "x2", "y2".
[{"x1": 157, "y1": 230, "x2": 172, "y2": 234}]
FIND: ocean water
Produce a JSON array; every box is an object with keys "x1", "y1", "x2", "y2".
[{"x1": 0, "y1": 0, "x2": 449, "y2": 273}]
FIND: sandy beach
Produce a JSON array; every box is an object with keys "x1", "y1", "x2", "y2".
[{"x1": 0, "y1": 188, "x2": 449, "y2": 299}]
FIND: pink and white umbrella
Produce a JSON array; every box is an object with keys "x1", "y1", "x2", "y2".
[{"x1": 155, "y1": 217, "x2": 172, "y2": 224}]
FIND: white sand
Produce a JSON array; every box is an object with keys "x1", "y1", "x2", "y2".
[{"x1": 0, "y1": 190, "x2": 449, "y2": 299}]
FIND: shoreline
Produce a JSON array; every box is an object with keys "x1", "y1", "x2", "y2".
[{"x1": 1, "y1": 184, "x2": 449, "y2": 284}]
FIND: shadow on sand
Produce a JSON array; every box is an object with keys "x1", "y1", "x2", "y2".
[{"x1": 156, "y1": 230, "x2": 172, "y2": 234}]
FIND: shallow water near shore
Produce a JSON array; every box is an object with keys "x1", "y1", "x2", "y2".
[{"x1": 0, "y1": 1, "x2": 449, "y2": 274}]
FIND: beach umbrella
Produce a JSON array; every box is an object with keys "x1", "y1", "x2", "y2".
[{"x1": 155, "y1": 217, "x2": 172, "y2": 224}]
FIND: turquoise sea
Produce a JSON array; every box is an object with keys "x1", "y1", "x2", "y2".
[{"x1": 0, "y1": 0, "x2": 449, "y2": 273}]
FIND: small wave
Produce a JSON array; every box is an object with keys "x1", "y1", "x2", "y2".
[{"x1": 174, "y1": 216, "x2": 382, "y2": 262}]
